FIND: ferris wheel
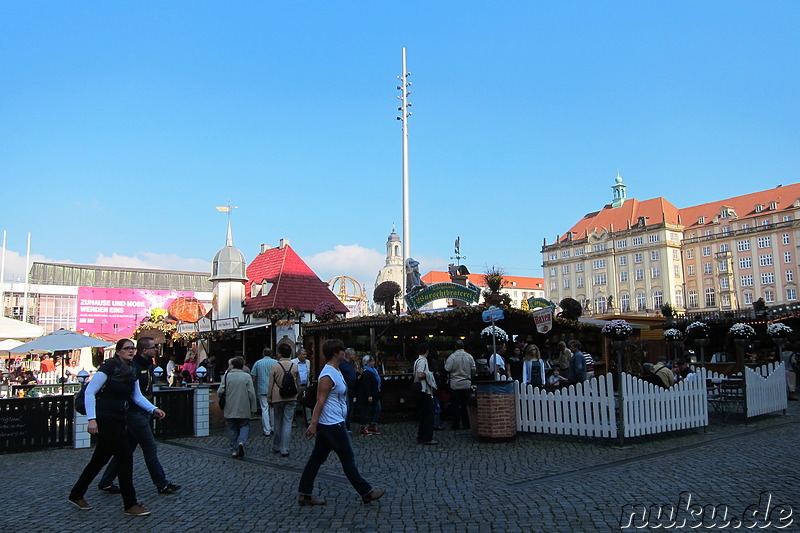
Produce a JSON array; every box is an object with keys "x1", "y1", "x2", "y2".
[{"x1": 328, "y1": 275, "x2": 367, "y2": 316}]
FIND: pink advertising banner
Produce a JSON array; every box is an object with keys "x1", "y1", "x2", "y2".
[{"x1": 76, "y1": 287, "x2": 211, "y2": 337}]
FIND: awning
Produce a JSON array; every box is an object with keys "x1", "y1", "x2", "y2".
[{"x1": 236, "y1": 324, "x2": 270, "y2": 332}]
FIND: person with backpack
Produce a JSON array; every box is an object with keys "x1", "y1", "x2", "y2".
[{"x1": 269, "y1": 343, "x2": 300, "y2": 457}]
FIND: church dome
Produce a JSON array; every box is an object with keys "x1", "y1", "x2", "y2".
[
  {"x1": 388, "y1": 229, "x2": 400, "y2": 243},
  {"x1": 210, "y1": 245, "x2": 247, "y2": 281}
]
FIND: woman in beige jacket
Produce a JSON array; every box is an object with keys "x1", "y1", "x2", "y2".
[
  {"x1": 268, "y1": 344, "x2": 300, "y2": 456},
  {"x1": 218, "y1": 356, "x2": 257, "y2": 459}
]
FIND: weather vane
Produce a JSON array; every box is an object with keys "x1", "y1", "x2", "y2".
[
  {"x1": 215, "y1": 200, "x2": 238, "y2": 222},
  {"x1": 451, "y1": 236, "x2": 466, "y2": 266}
]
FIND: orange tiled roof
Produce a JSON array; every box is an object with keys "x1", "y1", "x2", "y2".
[
  {"x1": 679, "y1": 182, "x2": 800, "y2": 230},
  {"x1": 558, "y1": 197, "x2": 680, "y2": 243},
  {"x1": 421, "y1": 271, "x2": 544, "y2": 290}
]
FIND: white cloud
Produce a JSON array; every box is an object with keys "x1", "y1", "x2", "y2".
[
  {"x1": 0, "y1": 249, "x2": 72, "y2": 282},
  {"x1": 304, "y1": 244, "x2": 385, "y2": 290},
  {"x1": 94, "y1": 252, "x2": 212, "y2": 273}
]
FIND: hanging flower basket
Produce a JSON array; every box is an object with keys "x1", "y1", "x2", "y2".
[
  {"x1": 602, "y1": 319, "x2": 633, "y2": 340},
  {"x1": 480, "y1": 325, "x2": 508, "y2": 343},
  {"x1": 767, "y1": 322, "x2": 792, "y2": 338},
  {"x1": 729, "y1": 323, "x2": 756, "y2": 340},
  {"x1": 663, "y1": 328, "x2": 684, "y2": 342},
  {"x1": 685, "y1": 321, "x2": 710, "y2": 340}
]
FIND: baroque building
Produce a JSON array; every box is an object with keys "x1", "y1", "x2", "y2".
[{"x1": 542, "y1": 176, "x2": 800, "y2": 315}]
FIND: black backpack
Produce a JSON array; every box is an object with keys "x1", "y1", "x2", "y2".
[
  {"x1": 278, "y1": 363, "x2": 298, "y2": 398},
  {"x1": 74, "y1": 380, "x2": 104, "y2": 415}
]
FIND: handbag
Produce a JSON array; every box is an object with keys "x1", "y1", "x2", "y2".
[
  {"x1": 410, "y1": 380, "x2": 423, "y2": 400},
  {"x1": 299, "y1": 381, "x2": 318, "y2": 410},
  {"x1": 218, "y1": 373, "x2": 227, "y2": 410}
]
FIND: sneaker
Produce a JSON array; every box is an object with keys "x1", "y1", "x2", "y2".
[
  {"x1": 98, "y1": 484, "x2": 121, "y2": 494},
  {"x1": 368, "y1": 423, "x2": 381, "y2": 435},
  {"x1": 362, "y1": 488, "x2": 386, "y2": 504},
  {"x1": 68, "y1": 498, "x2": 92, "y2": 510},
  {"x1": 158, "y1": 483, "x2": 181, "y2": 494},
  {"x1": 124, "y1": 504, "x2": 151, "y2": 517},
  {"x1": 237, "y1": 443, "x2": 245, "y2": 458},
  {"x1": 359, "y1": 426, "x2": 373, "y2": 436}
]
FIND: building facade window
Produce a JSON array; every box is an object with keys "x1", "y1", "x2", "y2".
[
  {"x1": 564, "y1": 279, "x2": 570, "y2": 289},
  {"x1": 720, "y1": 243, "x2": 730, "y2": 252},
  {"x1": 621, "y1": 294, "x2": 630, "y2": 312},
  {"x1": 675, "y1": 289, "x2": 684, "y2": 307},
  {"x1": 705, "y1": 288, "x2": 716, "y2": 307},
  {"x1": 548, "y1": 253, "x2": 558, "y2": 261},
  {"x1": 596, "y1": 296, "x2": 606, "y2": 313},
  {"x1": 632, "y1": 237, "x2": 643, "y2": 246},
  {"x1": 652, "y1": 290, "x2": 663, "y2": 308},
  {"x1": 652, "y1": 266, "x2": 661, "y2": 278},
  {"x1": 619, "y1": 256, "x2": 627, "y2": 266},
  {"x1": 785, "y1": 251, "x2": 792, "y2": 264},
  {"x1": 635, "y1": 269, "x2": 644, "y2": 281},
  {"x1": 788, "y1": 288, "x2": 797, "y2": 301},
  {"x1": 744, "y1": 293, "x2": 753, "y2": 305},
  {"x1": 617, "y1": 240, "x2": 627, "y2": 248},
  {"x1": 674, "y1": 265, "x2": 681, "y2": 277},
  {"x1": 783, "y1": 233, "x2": 790, "y2": 245},
  {"x1": 577, "y1": 277, "x2": 584, "y2": 288},
  {"x1": 593, "y1": 243, "x2": 607, "y2": 252},
  {"x1": 576, "y1": 263, "x2": 584, "y2": 273},
  {"x1": 687, "y1": 265, "x2": 696, "y2": 276},
  {"x1": 562, "y1": 250, "x2": 571, "y2": 258},
  {"x1": 634, "y1": 253, "x2": 643, "y2": 263},
  {"x1": 702, "y1": 246, "x2": 711, "y2": 257},
  {"x1": 721, "y1": 294, "x2": 731, "y2": 307},
  {"x1": 620, "y1": 271, "x2": 628, "y2": 282},
  {"x1": 592, "y1": 259, "x2": 606, "y2": 269},
  {"x1": 737, "y1": 240, "x2": 751, "y2": 252},
  {"x1": 720, "y1": 277, "x2": 729, "y2": 289},
  {"x1": 550, "y1": 267, "x2": 557, "y2": 276},
  {"x1": 550, "y1": 281, "x2": 557, "y2": 291},
  {"x1": 718, "y1": 261, "x2": 727, "y2": 272},
  {"x1": 649, "y1": 234, "x2": 659, "y2": 243},
  {"x1": 765, "y1": 290, "x2": 775, "y2": 303},
  {"x1": 761, "y1": 272, "x2": 775, "y2": 285},
  {"x1": 688, "y1": 290, "x2": 698, "y2": 308},
  {"x1": 703, "y1": 263, "x2": 713, "y2": 275},
  {"x1": 563, "y1": 265, "x2": 570, "y2": 274},
  {"x1": 758, "y1": 236, "x2": 772, "y2": 248},
  {"x1": 787, "y1": 270, "x2": 794, "y2": 282},
  {"x1": 686, "y1": 249, "x2": 695, "y2": 259},
  {"x1": 759, "y1": 254, "x2": 773, "y2": 267},
  {"x1": 575, "y1": 248, "x2": 584, "y2": 256},
  {"x1": 651, "y1": 250, "x2": 660, "y2": 261},
  {"x1": 593, "y1": 274, "x2": 607, "y2": 285},
  {"x1": 739, "y1": 257, "x2": 752, "y2": 269},
  {"x1": 637, "y1": 292, "x2": 646, "y2": 311},
  {"x1": 741, "y1": 275, "x2": 754, "y2": 287}
]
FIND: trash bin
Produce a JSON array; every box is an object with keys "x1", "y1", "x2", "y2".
[{"x1": 475, "y1": 380, "x2": 517, "y2": 442}]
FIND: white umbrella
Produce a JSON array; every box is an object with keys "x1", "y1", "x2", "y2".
[{"x1": 10, "y1": 329, "x2": 113, "y2": 353}]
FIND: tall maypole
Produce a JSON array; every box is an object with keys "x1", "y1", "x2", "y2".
[{"x1": 396, "y1": 47, "x2": 412, "y2": 295}]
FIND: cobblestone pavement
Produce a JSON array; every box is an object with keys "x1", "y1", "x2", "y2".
[{"x1": 2, "y1": 404, "x2": 799, "y2": 532}]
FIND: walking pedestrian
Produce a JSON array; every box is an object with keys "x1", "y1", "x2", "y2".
[
  {"x1": 97, "y1": 337, "x2": 181, "y2": 496},
  {"x1": 68, "y1": 338, "x2": 166, "y2": 517},
  {"x1": 291, "y1": 346, "x2": 312, "y2": 426},
  {"x1": 251, "y1": 348, "x2": 277, "y2": 436},
  {"x1": 219, "y1": 356, "x2": 258, "y2": 459},
  {"x1": 269, "y1": 344, "x2": 300, "y2": 457},
  {"x1": 413, "y1": 343, "x2": 437, "y2": 445},
  {"x1": 340, "y1": 348, "x2": 357, "y2": 431},
  {"x1": 298, "y1": 339, "x2": 386, "y2": 506},
  {"x1": 357, "y1": 355, "x2": 382, "y2": 436}
]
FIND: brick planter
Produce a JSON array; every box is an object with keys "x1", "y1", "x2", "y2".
[{"x1": 475, "y1": 381, "x2": 517, "y2": 442}]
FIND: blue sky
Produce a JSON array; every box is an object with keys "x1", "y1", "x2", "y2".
[{"x1": 1, "y1": 2, "x2": 798, "y2": 293}]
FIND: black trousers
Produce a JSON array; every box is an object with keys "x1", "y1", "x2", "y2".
[
  {"x1": 70, "y1": 415, "x2": 137, "y2": 509},
  {"x1": 417, "y1": 394, "x2": 434, "y2": 442},
  {"x1": 450, "y1": 388, "x2": 471, "y2": 430}
]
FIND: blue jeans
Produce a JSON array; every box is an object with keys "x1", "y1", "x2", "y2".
[
  {"x1": 359, "y1": 398, "x2": 382, "y2": 426},
  {"x1": 298, "y1": 422, "x2": 372, "y2": 497},
  {"x1": 98, "y1": 408, "x2": 167, "y2": 490},
  {"x1": 272, "y1": 400, "x2": 295, "y2": 454},
  {"x1": 225, "y1": 418, "x2": 250, "y2": 452}
]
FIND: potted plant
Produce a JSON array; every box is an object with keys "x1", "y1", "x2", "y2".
[
  {"x1": 663, "y1": 328, "x2": 684, "y2": 342},
  {"x1": 480, "y1": 325, "x2": 508, "y2": 344},
  {"x1": 685, "y1": 321, "x2": 710, "y2": 340},
  {"x1": 729, "y1": 323, "x2": 756, "y2": 341},
  {"x1": 558, "y1": 297, "x2": 583, "y2": 321},
  {"x1": 483, "y1": 266, "x2": 505, "y2": 305},
  {"x1": 602, "y1": 319, "x2": 633, "y2": 341},
  {"x1": 373, "y1": 281, "x2": 401, "y2": 314},
  {"x1": 314, "y1": 302, "x2": 337, "y2": 322},
  {"x1": 767, "y1": 322, "x2": 792, "y2": 338}
]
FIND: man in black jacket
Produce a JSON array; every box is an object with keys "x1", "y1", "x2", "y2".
[
  {"x1": 97, "y1": 337, "x2": 181, "y2": 495},
  {"x1": 357, "y1": 355, "x2": 382, "y2": 436}
]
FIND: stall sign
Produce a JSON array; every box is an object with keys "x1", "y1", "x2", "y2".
[
  {"x1": 177, "y1": 323, "x2": 197, "y2": 334},
  {"x1": 527, "y1": 297, "x2": 556, "y2": 310},
  {"x1": 482, "y1": 306, "x2": 505, "y2": 323},
  {"x1": 405, "y1": 282, "x2": 481, "y2": 311},
  {"x1": 197, "y1": 317, "x2": 212, "y2": 332},
  {"x1": 213, "y1": 318, "x2": 238, "y2": 331},
  {"x1": 532, "y1": 306, "x2": 554, "y2": 334}
]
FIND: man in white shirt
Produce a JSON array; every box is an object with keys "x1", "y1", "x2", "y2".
[{"x1": 291, "y1": 346, "x2": 312, "y2": 425}]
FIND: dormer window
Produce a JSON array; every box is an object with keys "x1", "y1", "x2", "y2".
[
  {"x1": 251, "y1": 283, "x2": 262, "y2": 297},
  {"x1": 755, "y1": 204, "x2": 763, "y2": 213},
  {"x1": 769, "y1": 201, "x2": 777, "y2": 210},
  {"x1": 698, "y1": 216, "x2": 706, "y2": 224},
  {"x1": 720, "y1": 210, "x2": 728, "y2": 219}
]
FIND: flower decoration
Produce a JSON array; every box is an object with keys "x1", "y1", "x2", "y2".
[
  {"x1": 663, "y1": 328, "x2": 684, "y2": 342},
  {"x1": 729, "y1": 323, "x2": 756, "y2": 339},
  {"x1": 685, "y1": 321, "x2": 710, "y2": 338},
  {"x1": 767, "y1": 323, "x2": 792, "y2": 338},
  {"x1": 314, "y1": 302, "x2": 337, "y2": 322},
  {"x1": 480, "y1": 325, "x2": 508, "y2": 343},
  {"x1": 601, "y1": 319, "x2": 633, "y2": 339}
]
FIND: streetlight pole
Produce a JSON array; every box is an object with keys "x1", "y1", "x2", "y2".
[{"x1": 397, "y1": 48, "x2": 412, "y2": 300}]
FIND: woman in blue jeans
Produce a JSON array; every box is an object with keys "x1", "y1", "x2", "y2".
[{"x1": 298, "y1": 339, "x2": 386, "y2": 506}]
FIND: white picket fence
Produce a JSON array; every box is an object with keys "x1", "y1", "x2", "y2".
[
  {"x1": 621, "y1": 368, "x2": 708, "y2": 437},
  {"x1": 745, "y1": 362, "x2": 787, "y2": 417},
  {"x1": 515, "y1": 375, "x2": 618, "y2": 438},
  {"x1": 515, "y1": 370, "x2": 709, "y2": 439}
]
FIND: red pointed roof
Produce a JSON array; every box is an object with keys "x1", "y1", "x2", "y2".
[
  {"x1": 244, "y1": 244, "x2": 349, "y2": 314},
  {"x1": 558, "y1": 197, "x2": 680, "y2": 242}
]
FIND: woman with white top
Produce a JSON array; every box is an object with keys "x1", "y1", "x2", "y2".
[{"x1": 298, "y1": 339, "x2": 386, "y2": 506}]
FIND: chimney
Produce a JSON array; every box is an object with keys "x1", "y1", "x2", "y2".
[
  {"x1": 260, "y1": 244, "x2": 271, "y2": 253},
  {"x1": 279, "y1": 238, "x2": 290, "y2": 249}
]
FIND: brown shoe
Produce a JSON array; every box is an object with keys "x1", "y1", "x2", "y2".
[
  {"x1": 298, "y1": 494, "x2": 327, "y2": 506},
  {"x1": 359, "y1": 426, "x2": 373, "y2": 436},
  {"x1": 68, "y1": 498, "x2": 92, "y2": 510},
  {"x1": 362, "y1": 488, "x2": 386, "y2": 504},
  {"x1": 368, "y1": 423, "x2": 381, "y2": 435},
  {"x1": 124, "y1": 504, "x2": 151, "y2": 516}
]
